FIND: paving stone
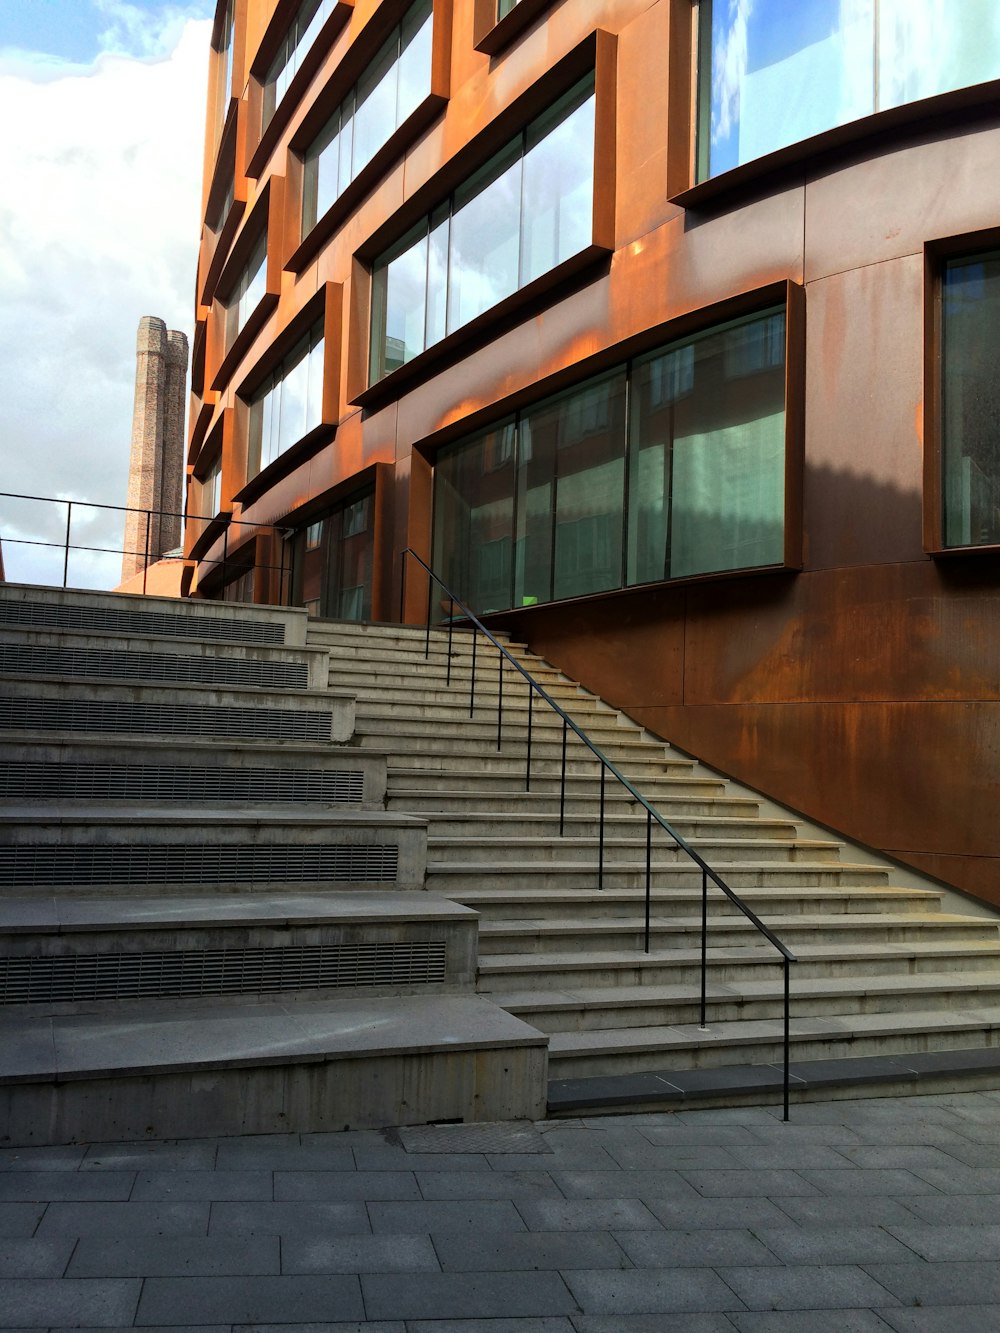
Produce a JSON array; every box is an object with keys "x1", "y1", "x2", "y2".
[
  {"x1": 281, "y1": 1234, "x2": 439, "y2": 1275},
  {"x1": 0, "y1": 1146, "x2": 88, "y2": 1172},
  {"x1": 415, "y1": 1171, "x2": 562, "y2": 1200},
  {"x1": 514, "y1": 1198, "x2": 661, "y2": 1231},
  {"x1": 739, "y1": 1124, "x2": 865, "y2": 1145},
  {"x1": 215, "y1": 1143, "x2": 356, "y2": 1171},
  {"x1": 81, "y1": 1141, "x2": 219, "y2": 1171},
  {"x1": 614, "y1": 1227, "x2": 778, "y2": 1268},
  {"x1": 644, "y1": 1196, "x2": 795, "y2": 1230},
  {"x1": 431, "y1": 1229, "x2": 629, "y2": 1272},
  {"x1": 0, "y1": 1238, "x2": 75, "y2": 1277},
  {"x1": 36, "y1": 1201, "x2": 210, "y2": 1237},
  {"x1": 679, "y1": 1169, "x2": 821, "y2": 1197},
  {"x1": 274, "y1": 1171, "x2": 419, "y2": 1201},
  {"x1": 717, "y1": 1264, "x2": 902, "y2": 1310},
  {"x1": 636, "y1": 1125, "x2": 763, "y2": 1147},
  {"x1": 838, "y1": 1147, "x2": 969, "y2": 1170},
  {"x1": 724, "y1": 1144, "x2": 856, "y2": 1169},
  {"x1": 361, "y1": 1271, "x2": 577, "y2": 1320},
  {"x1": 726, "y1": 1314, "x2": 895, "y2": 1332},
  {"x1": 136, "y1": 1274, "x2": 365, "y2": 1324},
  {"x1": 406, "y1": 1320, "x2": 574, "y2": 1333},
  {"x1": 236, "y1": 1324, "x2": 404, "y2": 1333},
  {"x1": 131, "y1": 1169, "x2": 273, "y2": 1201},
  {"x1": 0, "y1": 1203, "x2": 46, "y2": 1237},
  {"x1": 798, "y1": 1168, "x2": 940, "y2": 1196},
  {"x1": 603, "y1": 1144, "x2": 742, "y2": 1170},
  {"x1": 369, "y1": 1201, "x2": 526, "y2": 1234},
  {"x1": 877, "y1": 1307, "x2": 1000, "y2": 1332},
  {"x1": 753, "y1": 1226, "x2": 918, "y2": 1264},
  {"x1": 571, "y1": 1317, "x2": 739, "y2": 1333},
  {"x1": 864, "y1": 1260, "x2": 1000, "y2": 1306},
  {"x1": 884, "y1": 1223, "x2": 1000, "y2": 1261},
  {"x1": 67, "y1": 1234, "x2": 280, "y2": 1277},
  {"x1": 770, "y1": 1195, "x2": 920, "y2": 1226},
  {"x1": 561, "y1": 1267, "x2": 740, "y2": 1314},
  {"x1": 550, "y1": 1169, "x2": 699, "y2": 1200},
  {"x1": 353, "y1": 1147, "x2": 491, "y2": 1172},
  {"x1": 209, "y1": 1201, "x2": 370, "y2": 1235},
  {"x1": 0, "y1": 1278, "x2": 140, "y2": 1327},
  {"x1": 909, "y1": 1166, "x2": 1000, "y2": 1194},
  {"x1": 0, "y1": 1172, "x2": 135, "y2": 1201},
  {"x1": 934, "y1": 1142, "x2": 1000, "y2": 1167}
]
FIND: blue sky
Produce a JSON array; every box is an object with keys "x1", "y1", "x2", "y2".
[{"x1": 0, "y1": 1, "x2": 214, "y2": 587}]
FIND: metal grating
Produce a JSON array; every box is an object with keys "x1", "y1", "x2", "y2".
[
  {"x1": 0, "y1": 599, "x2": 284, "y2": 642},
  {"x1": 0, "y1": 645, "x2": 308, "y2": 689},
  {"x1": 0, "y1": 762, "x2": 364, "y2": 804},
  {"x1": 0, "y1": 941, "x2": 445, "y2": 1004},
  {"x1": 0, "y1": 843, "x2": 399, "y2": 888},
  {"x1": 0, "y1": 697, "x2": 332, "y2": 741},
  {"x1": 397, "y1": 1122, "x2": 551, "y2": 1154}
]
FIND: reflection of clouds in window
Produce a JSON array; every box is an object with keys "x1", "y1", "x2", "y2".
[
  {"x1": 879, "y1": 0, "x2": 1000, "y2": 108},
  {"x1": 711, "y1": 0, "x2": 753, "y2": 157},
  {"x1": 448, "y1": 155, "x2": 522, "y2": 330}
]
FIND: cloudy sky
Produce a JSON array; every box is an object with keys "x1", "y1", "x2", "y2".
[{"x1": 0, "y1": 0, "x2": 214, "y2": 587}]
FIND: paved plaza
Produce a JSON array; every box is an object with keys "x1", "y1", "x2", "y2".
[{"x1": 4, "y1": 1090, "x2": 1000, "y2": 1329}]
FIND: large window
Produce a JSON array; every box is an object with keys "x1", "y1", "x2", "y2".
[
  {"x1": 369, "y1": 74, "x2": 596, "y2": 383},
  {"x1": 214, "y1": 0, "x2": 236, "y2": 133},
  {"x1": 433, "y1": 306, "x2": 788, "y2": 614},
  {"x1": 224, "y1": 232, "x2": 267, "y2": 349},
  {"x1": 301, "y1": 0, "x2": 433, "y2": 239},
  {"x1": 263, "y1": 0, "x2": 339, "y2": 130},
  {"x1": 698, "y1": 0, "x2": 1000, "y2": 181},
  {"x1": 247, "y1": 324, "x2": 325, "y2": 479},
  {"x1": 941, "y1": 250, "x2": 1000, "y2": 549},
  {"x1": 292, "y1": 488, "x2": 375, "y2": 620}
]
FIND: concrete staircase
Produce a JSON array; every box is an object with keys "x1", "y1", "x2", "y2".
[
  {"x1": 0, "y1": 586, "x2": 545, "y2": 1146},
  {"x1": 308, "y1": 618, "x2": 1000, "y2": 1112}
]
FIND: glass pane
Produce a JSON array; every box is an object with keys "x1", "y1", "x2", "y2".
[
  {"x1": 304, "y1": 111, "x2": 340, "y2": 236},
  {"x1": 276, "y1": 338, "x2": 310, "y2": 457},
  {"x1": 425, "y1": 210, "x2": 449, "y2": 348},
  {"x1": 520, "y1": 85, "x2": 595, "y2": 286},
  {"x1": 306, "y1": 331, "x2": 326, "y2": 428},
  {"x1": 701, "y1": 0, "x2": 874, "y2": 178},
  {"x1": 397, "y1": 0, "x2": 433, "y2": 124},
  {"x1": 338, "y1": 93, "x2": 355, "y2": 193},
  {"x1": 878, "y1": 0, "x2": 1000, "y2": 108},
  {"x1": 629, "y1": 309, "x2": 786, "y2": 581},
  {"x1": 447, "y1": 147, "x2": 522, "y2": 332},
  {"x1": 353, "y1": 37, "x2": 397, "y2": 175},
  {"x1": 942, "y1": 251, "x2": 1000, "y2": 547},
  {"x1": 514, "y1": 411, "x2": 553, "y2": 608},
  {"x1": 433, "y1": 422, "x2": 516, "y2": 615},
  {"x1": 383, "y1": 229, "x2": 428, "y2": 376},
  {"x1": 328, "y1": 489, "x2": 374, "y2": 620}
]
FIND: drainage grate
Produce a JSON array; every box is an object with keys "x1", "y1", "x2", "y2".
[
  {"x1": 0, "y1": 645, "x2": 308, "y2": 690},
  {"x1": 0, "y1": 941, "x2": 445, "y2": 1004},
  {"x1": 0, "y1": 600, "x2": 284, "y2": 642},
  {"x1": 0, "y1": 843, "x2": 399, "y2": 888},
  {"x1": 0, "y1": 697, "x2": 332, "y2": 741},
  {"x1": 0, "y1": 762, "x2": 364, "y2": 804},
  {"x1": 396, "y1": 1122, "x2": 551, "y2": 1154}
]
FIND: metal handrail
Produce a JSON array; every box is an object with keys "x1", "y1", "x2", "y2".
[{"x1": 401, "y1": 547, "x2": 797, "y2": 1119}]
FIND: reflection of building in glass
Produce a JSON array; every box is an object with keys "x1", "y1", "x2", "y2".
[{"x1": 185, "y1": 0, "x2": 1000, "y2": 903}]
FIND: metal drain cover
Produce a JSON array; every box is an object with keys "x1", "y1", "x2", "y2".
[{"x1": 397, "y1": 1121, "x2": 551, "y2": 1154}]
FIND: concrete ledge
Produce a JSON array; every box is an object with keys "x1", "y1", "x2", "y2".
[{"x1": 0, "y1": 995, "x2": 548, "y2": 1144}]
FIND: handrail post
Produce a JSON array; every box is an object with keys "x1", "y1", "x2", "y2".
[
  {"x1": 496, "y1": 648, "x2": 504, "y2": 751},
  {"x1": 446, "y1": 599, "x2": 454, "y2": 686},
  {"x1": 783, "y1": 956, "x2": 791, "y2": 1122},
  {"x1": 644, "y1": 809, "x2": 652, "y2": 952},
  {"x1": 700, "y1": 869, "x2": 708, "y2": 1030},
  {"x1": 424, "y1": 568, "x2": 431, "y2": 659},
  {"x1": 221, "y1": 525, "x2": 228, "y2": 591},
  {"x1": 399, "y1": 551, "x2": 407, "y2": 623},
  {"x1": 525, "y1": 683, "x2": 533, "y2": 792},
  {"x1": 559, "y1": 719, "x2": 568, "y2": 835},
  {"x1": 142, "y1": 508, "x2": 150, "y2": 595},
  {"x1": 63, "y1": 501, "x2": 73, "y2": 588},
  {"x1": 597, "y1": 762, "x2": 606, "y2": 891},
  {"x1": 469, "y1": 629, "x2": 477, "y2": 718}
]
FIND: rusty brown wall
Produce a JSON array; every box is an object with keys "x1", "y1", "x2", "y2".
[{"x1": 188, "y1": 0, "x2": 1000, "y2": 902}]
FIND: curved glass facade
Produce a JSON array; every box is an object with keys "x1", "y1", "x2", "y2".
[{"x1": 698, "y1": 0, "x2": 1000, "y2": 180}]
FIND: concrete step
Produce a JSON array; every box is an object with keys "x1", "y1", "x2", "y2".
[
  {"x1": 476, "y1": 912, "x2": 998, "y2": 955},
  {"x1": 426, "y1": 834, "x2": 843, "y2": 865},
  {"x1": 477, "y1": 940, "x2": 1000, "y2": 990},
  {"x1": 406, "y1": 812, "x2": 795, "y2": 840},
  {"x1": 0, "y1": 992, "x2": 547, "y2": 1146},
  {"x1": 0, "y1": 890, "x2": 478, "y2": 1011},
  {"x1": 545, "y1": 1006, "x2": 1000, "y2": 1078},
  {"x1": 0, "y1": 806, "x2": 427, "y2": 892},
  {"x1": 425, "y1": 860, "x2": 894, "y2": 892},
  {"x1": 492, "y1": 969, "x2": 1000, "y2": 1033},
  {"x1": 351, "y1": 695, "x2": 625, "y2": 727},
  {"x1": 387, "y1": 769, "x2": 731, "y2": 798}
]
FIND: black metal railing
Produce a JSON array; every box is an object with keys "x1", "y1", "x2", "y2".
[
  {"x1": 402, "y1": 548, "x2": 798, "y2": 1119},
  {"x1": 0, "y1": 492, "x2": 290, "y2": 599}
]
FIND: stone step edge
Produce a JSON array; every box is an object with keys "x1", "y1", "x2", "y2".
[
  {"x1": 0, "y1": 993, "x2": 546, "y2": 1086},
  {"x1": 546, "y1": 1046, "x2": 1000, "y2": 1113}
]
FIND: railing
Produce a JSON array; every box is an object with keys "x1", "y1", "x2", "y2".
[
  {"x1": 0, "y1": 492, "x2": 290, "y2": 599},
  {"x1": 401, "y1": 548, "x2": 798, "y2": 1120}
]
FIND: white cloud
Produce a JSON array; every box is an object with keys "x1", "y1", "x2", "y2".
[{"x1": 0, "y1": 15, "x2": 210, "y2": 588}]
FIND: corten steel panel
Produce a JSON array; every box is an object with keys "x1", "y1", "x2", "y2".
[
  {"x1": 804, "y1": 117, "x2": 1000, "y2": 285},
  {"x1": 616, "y1": 0, "x2": 680, "y2": 248},
  {"x1": 898, "y1": 853, "x2": 1000, "y2": 910},
  {"x1": 804, "y1": 257, "x2": 925, "y2": 571},
  {"x1": 638, "y1": 700, "x2": 1000, "y2": 902},
  {"x1": 680, "y1": 563, "x2": 1000, "y2": 707}
]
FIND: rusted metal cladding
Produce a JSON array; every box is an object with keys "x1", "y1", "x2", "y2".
[{"x1": 188, "y1": 0, "x2": 1000, "y2": 902}]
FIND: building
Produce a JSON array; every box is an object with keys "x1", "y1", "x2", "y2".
[{"x1": 185, "y1": 0, "x2": 1000, "y2": 905}]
